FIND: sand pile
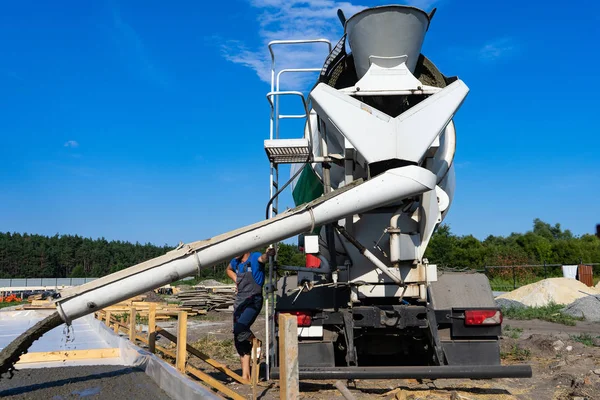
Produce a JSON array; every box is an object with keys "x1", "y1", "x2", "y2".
[{"x1": 496, "y1": 278, "x2": 600, "y2": 307}]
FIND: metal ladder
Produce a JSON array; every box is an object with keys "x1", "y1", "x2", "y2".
[
  {"x1": 263, "y1": 39, "x2": 332, "y2": 380},
  {"x1": 264, "y1": 39, "x2": 332, "y2": 219}
]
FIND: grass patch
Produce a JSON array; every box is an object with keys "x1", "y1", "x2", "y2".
[
  {"x1": 571, "y1": 333, "x2": 598, "y2": 347},
  {"x1": 501, "y1": 344, "x2": 531, "y2": 361},
  {"x1": 191, "y1": 336, "x2": 237, "y2": 363},
  {"x1": 501, "y1": 302, "x2": 583, "y2": 326},
  {"x1": 503, "y1": 324, "x2": 523, "y2": 339},
  {"x1": 191, "y1": 313, "x2": 221, "y2": 322},
  {"x1": 0, "y1": 301, "x2": 27, "y2": 309}
]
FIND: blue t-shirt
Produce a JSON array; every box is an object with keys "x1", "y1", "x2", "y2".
[{"x1": 230, "y1": 252, "x2": 265, "y2": 286}]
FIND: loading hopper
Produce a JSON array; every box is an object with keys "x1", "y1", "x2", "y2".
[{"x1": 345, "y1": 5, "x2": 432, "y2": 78}]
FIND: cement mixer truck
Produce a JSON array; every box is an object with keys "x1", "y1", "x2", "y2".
[
  {"x1": 263, "y1": 5, "x2": 531, "y2": 380},
  {"x1": 0, "y1": 4, "x2": 531, "y2": 381}
]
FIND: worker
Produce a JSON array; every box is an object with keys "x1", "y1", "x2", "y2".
[{"x1": 226, "y1": 247, "x2": 274, "y2": 381}]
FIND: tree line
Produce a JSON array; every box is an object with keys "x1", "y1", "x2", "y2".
[
  {"x1": 0, "y1": 219, "x2": 598, "y2": 279},
  {"x1": 425, "y1": 219, "x2": 600, "y2": 269},
  {"x1": 0, "y1": 233, "x2": 172, "y2": 278},
  {"x1": 0, "y1": 232, "x2": 306, "y2": 279}
]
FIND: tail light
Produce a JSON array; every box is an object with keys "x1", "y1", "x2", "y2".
[
  {"x1": 465, "y1": 310, "x2": 502, "y2": 326},
  {"x1": 276, "y1": 311, "x2": 312, "y2": 327}
]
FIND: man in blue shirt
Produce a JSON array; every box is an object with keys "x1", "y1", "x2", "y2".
[{"x1": 226, "y1": 247, "x2": 274, "y2": 381}]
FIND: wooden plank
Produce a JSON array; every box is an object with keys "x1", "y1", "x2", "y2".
[
  {"x1": 148, "y1": 303, "x2": 156, "y2": 353},
  {"x1": 17, "y1": 348, "x2": 120, "y2": 364},
  {"x1": 278, "y1": 313, "x2": 299, "y2": 400},
  {"x1": 31, "y1": 300, "x2": 54, "y2": 306},
  {"x1": 187, "y1": 365, "x2": 243, "y2": 400},
  {"x1": 129, "y1": 307, "x2": 136, "y2": 342},
  {"x1": 176, "y1": 311, "x2": 188, "y2": 373},
  {"x1": 156, "y1": 328, "x2": 249, "y2": 385}
]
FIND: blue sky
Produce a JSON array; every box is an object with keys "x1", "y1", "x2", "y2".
[{"x1": 1, "y1": 0, "x2": 598, "y2": 246}]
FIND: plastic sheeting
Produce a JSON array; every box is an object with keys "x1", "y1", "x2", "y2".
[
  {"x1": 87, "y1": 314, "x2": 220, "y2": 400},
  {"x1": 562, "y1": 265, "x2": 578, "y2": 279},
  {"x1": 0, "y1": 310, "x2": 219, "y2": 400},
  {"x1": 0, "y1": 310, "x2": 113, "y2": 357}
]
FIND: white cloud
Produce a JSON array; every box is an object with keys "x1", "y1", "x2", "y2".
[
  {"x1": 479, "y1": 38, "x2": 516, "y2": 61},
  {"x1": 222, "y1": 0, "x2": 369, "y2": 88},
  {"x1": 64, "y1": 140, "x2": 79, "y2": 148},
  {"x1": 223, "y1": 1, "x2": 441, "y2": 87}
]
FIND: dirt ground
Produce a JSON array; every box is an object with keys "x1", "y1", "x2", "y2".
[
  {"x1": 155, "y1": 313, "x2": 600, "y2": 400},
  {"x1": 0, "y1": 365, "x2": 172, "y2": 399}
]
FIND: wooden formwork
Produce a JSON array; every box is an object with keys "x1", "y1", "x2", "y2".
[{"x1": 95, "y1": 300, "x2": 259, "y2": 400}]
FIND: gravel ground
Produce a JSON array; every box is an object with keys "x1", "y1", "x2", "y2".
[
  {"x1": 563, "y1": 295, "x2": 600, "y2": 322},
  {"x1": 495, "y1": 298, "x2": 526, "y2": 309},
  {"x1": 0, "y1": 365, "x2": 172, "y2": 400}
]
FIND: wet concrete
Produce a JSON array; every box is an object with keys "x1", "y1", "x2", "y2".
[{"x1": 0, "y1": 365, "x2": 172, "y2": 399}]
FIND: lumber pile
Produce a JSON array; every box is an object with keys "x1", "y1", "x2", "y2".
[
  {"x1": 177, "y1": 285, "x2": 236, "y2": 313},
  {"x1": 100, "y1": 295, "x2": 202, "y2": 319},
  {"x1": 19, "y1": 299, "x2": 56, "y2": 310}
]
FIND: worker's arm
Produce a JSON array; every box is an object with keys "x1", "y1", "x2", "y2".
[
  {"x1": 258, "y1": 247, "x2": 275, "y2": 264},
  {"x1": 226, "y1": 263, "x2": 236, "y2": 283}
]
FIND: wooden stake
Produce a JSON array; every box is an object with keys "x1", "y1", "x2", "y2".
[
  {"x1": 278, "y1": 313, "x2": 299, "y2": 400},
  {"x1": 148, "y1": 303, "x2": 156, "y2": 353},
  {"x1": 113, "y1": 323, "x2": 119, "y2": 334},
  {"x1": 176, "y1": 311, "x2": 188, "y2": 373},
  {"x1": 129, "y1": 307, "x2": 137, "y2": 342},
  {"x1": 105, "y1": 311, "x2": 112, "y2": 327},
  {"x1": 252, "y1": 338, "x2": 259, "y2": 400}
]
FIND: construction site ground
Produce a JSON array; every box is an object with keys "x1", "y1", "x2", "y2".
[{"x1": 156, "y1": 311, "x2": 600, "y2": 400}]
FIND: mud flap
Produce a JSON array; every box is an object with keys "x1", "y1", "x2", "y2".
[{"x1": 441, "y1": 340, "x2": 501, "y2": 366}]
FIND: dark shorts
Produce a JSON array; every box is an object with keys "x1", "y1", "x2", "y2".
[{"x1": 233, "y1": 295, "x2": 263, "y2": 356}]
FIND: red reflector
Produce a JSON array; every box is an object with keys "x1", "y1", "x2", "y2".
[
  {"x1": 465, "y1": 310, "x2": 502, "y2": 326},
  {"x1": 306, "y1": 254, "x2": 321, "y2": 268},
  {"x1": 276, "y1": 311, "x2": 312, "y2": 327}
]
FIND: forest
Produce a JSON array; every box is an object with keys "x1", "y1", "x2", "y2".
[{"x1": 0, "y1": 219, "x2": 598, "y2": 279}]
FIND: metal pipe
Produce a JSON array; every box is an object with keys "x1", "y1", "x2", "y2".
[
  {"x1": 270, "y1": 365, "x2": 533, "y2": 380},
  {"x1": 55, "y1": 166, "x2": 435, "y2": 324},
  {"x1": 335, "y1": 224, "x2": 403, "y2": 285},
  {"x1": 389, "y1": 206, "x2": 402, "y2": 264}
]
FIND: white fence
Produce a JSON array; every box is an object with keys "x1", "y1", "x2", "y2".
[{"x1": 0, "y1": 277, "x2": 98, "y2": 292}]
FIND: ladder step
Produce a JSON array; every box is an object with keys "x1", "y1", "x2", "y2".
[
  {"x1": 271, "y1": 207, "x2": 278, "y2": 215},
  {"x1": 272, "y1": 181, "x2": 278, "y2": 189},
  {"x1": 264, "y1": 139, "x2": 310, "y2": 164}
]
